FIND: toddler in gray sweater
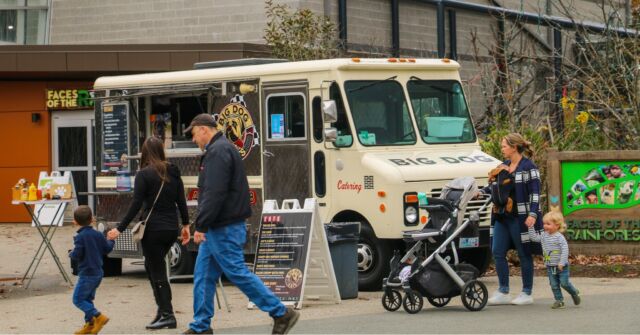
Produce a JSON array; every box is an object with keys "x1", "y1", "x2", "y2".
[{"x1": 527, "y1": 211, "x2": 581, "y2": 309}]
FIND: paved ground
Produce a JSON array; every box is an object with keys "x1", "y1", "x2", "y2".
[{"x1": 1, "y1": 223, "x2": 639, "y2": 334}]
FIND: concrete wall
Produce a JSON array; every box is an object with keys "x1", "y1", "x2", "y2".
[
  {"x1": 50, "y1": 0, "x2": 301, "y2": 44},
  {"x1": 48, "y1": 0, "x2": 629, "y2": 120}
]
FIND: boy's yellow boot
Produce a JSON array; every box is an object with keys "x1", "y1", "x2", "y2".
[
  {"x1": 90, "y1": 314, "x2": 109, "y2": 334},
  {"x1": 74, "y1": 321, "x2": 94, "y2": 335}
]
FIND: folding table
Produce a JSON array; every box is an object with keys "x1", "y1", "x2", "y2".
[{"x1": 11, "y1": 199, "x2": 75, "y2": 288}]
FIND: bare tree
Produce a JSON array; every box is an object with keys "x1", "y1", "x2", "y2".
[{"x1": 472, "y1": 0, "x2": 637, "y2": 152}]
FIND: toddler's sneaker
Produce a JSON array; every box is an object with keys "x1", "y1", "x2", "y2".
[
  {"x1": 551, "y1": 300, "x2": 565, "y2": 309},
  {"x1": 571, "y1": 290, "x2": 581, "y2": 305},
  {"x1": 74, "y1": 321, "x2": 94, "y2": 335},
  {"x1": 511, "y1": 292, "x2": 534, "y2": 305},
  {"x1": 488, "y1": 291, "x2": 512, "y2": 305}
]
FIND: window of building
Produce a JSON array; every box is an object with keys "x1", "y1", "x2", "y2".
[
  {"x1": 266, "y1": 93, "x2": 306, "y2": 140},
  {"x1": 0, "y1": 0, "x2": 49, "y2": 45}
]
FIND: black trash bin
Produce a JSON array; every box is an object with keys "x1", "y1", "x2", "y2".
[{"x1": 325, "y1": 222, "x2": 360, "y2": 299}]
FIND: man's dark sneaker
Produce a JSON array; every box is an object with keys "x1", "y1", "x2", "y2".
[
  {"x1": 571, "y1": 290, "x2": 581, "y2": 305},
  {"x1": 182, "y1": 328, "x2": 213, "y2": 334},
  {"x1": 272, "y1": 307, "x2": 300, "y2": 335},
  {"x1": 551, "y1": 300, "x2": 565, "y2": 309}
]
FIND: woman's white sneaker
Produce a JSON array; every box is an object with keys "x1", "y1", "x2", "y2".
[
  {"x1": 511, "y1": 292, "x2": 534, "y2": 305},
  {"x1": 488, "y1": 291, "x2": 513, "y2": 305}
]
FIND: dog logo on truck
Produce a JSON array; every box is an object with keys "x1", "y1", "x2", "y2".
[{"x1": 215, "y1": 95, "x2": 260, "y2": 160}]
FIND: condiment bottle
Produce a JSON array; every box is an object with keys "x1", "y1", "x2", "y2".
[
  {"x1": 20, "y1": 186, "x2": 29, "y2": 201},
  {"x1": 28, "y1": 183, "x2": 37, "y2": 201},
  {"x1": 12, "y1": 182, "x2": 21, "y2": 201}
]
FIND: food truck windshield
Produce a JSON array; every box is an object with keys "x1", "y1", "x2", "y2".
[
  {"x1": 407, "y1": 79, "x2": 476, "y2": 144},
  {"x1": 339, "y1": 78, "x2": 476, "y2": 147},
  {"x1": 344, "y1": 79, "x2": 416, "y2": 146}
]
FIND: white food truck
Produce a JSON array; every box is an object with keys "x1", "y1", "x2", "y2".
[{"x1": 92, "y1": 58, "x2": 499, "y2": 290}]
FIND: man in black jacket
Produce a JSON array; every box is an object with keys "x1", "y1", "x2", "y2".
[{"x1": 183, "y1": 114, "x2": 299, "y2": 335}]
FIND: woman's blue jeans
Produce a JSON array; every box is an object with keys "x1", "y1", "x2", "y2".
[
  {"x1": 189, "y1": 221, "x2": 286, "y2": 332},
  {"x1": 492, "y1": 216, "x2": 533, "y2": 295}
]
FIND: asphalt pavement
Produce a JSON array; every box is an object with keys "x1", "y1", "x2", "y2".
[{"x1": 1, "y1": 223, "x2": 639, "y2": 334}]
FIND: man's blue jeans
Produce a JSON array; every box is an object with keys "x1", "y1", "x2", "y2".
[
  {"x1": 547, "y1": 266, "x2": 578, "y2": 301},
  {"x1": 492, "y1": 216, "x2": 533, "y2": 295},
  {"x1": 189, "y1": 221, "x2": 287, "y2": 332},
  {"x1": 72, "y1": 275, "x2": 102, "y2": 322}
]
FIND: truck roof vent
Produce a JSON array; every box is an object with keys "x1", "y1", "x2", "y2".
[{"x1": 194, "y1": 58, "x2": 289, "y2": 70}]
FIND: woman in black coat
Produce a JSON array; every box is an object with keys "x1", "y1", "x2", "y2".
[{"x1": 109, "y1": 136, "x2": 190, "y2": 330}]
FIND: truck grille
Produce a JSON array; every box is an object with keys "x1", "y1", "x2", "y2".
[{"x1": 427, "y1": 187, "x2": 492, "y2": 224}]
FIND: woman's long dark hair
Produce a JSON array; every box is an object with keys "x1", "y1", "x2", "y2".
[{"x1": 140, "y1": 136, "x2": 169, "y2": 182}]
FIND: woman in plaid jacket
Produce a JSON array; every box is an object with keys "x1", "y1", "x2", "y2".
[{"x1": 480, "y1": 133, "x2": 543, "y2": 306}]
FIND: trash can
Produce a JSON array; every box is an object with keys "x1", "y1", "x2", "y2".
[{"x1": 325, "y1": 222, "x2": 360, "y2": 299}]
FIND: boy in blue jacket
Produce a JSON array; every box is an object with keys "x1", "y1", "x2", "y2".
[{"x1": 69, "y1": 205, "x2": 115, "y2": 334}]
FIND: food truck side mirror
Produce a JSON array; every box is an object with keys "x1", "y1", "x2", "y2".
[
  {"x1": 322, "y1": 100, "x2": 338, "y2": 123},
  {"x1": 324, "y1": 127, "x2": 337, "y2": 142}
]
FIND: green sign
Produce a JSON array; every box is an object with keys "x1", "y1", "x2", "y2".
[
  {"x1": 46, "y1": 89, "x2": 94, "y2": 109},
  {"x1": 561, "y1": 161, "x2": 640, "y2": 215},
  {"x1": 566, "y1": 219, "x2": 640, "y2": 241}
]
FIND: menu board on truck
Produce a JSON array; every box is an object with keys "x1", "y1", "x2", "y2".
[{"x1": 101, "y1": 102, "x2": 129, "y2": 172}]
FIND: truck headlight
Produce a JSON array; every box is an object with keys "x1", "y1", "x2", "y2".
[{"x1": 405, "y1": 206, "x2": 418, "y2": 223}]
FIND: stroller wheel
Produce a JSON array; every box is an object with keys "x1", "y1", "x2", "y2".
[
  {"x1": 427, "y1": 296, "x2": 451, "y2": 308},
  {"x1": 461, "y1": 280, "x2": 488, "y2": 311},
  {"x1": 402, "y1": 291, "x2": 423, "y2": 314},
  {"x1": 381, "y1": 290, "x2": 402, "y2": 312}
]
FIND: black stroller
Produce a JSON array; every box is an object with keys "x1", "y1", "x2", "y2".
[{"x1": 381, "y1": 177, "x2": 492, "y2": 313}]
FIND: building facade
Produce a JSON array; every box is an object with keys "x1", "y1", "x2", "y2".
[{"x1": 0, "y1": 0, "x2": 631, "y2": 222}]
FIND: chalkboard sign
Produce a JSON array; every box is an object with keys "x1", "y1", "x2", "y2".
[
  {"x1": 101, "y1": 102, "x2": 129, "y2": 172},
  {"x1": 251, "y1": 199, "x2": 340, "y2": 309},
  {"x1": 253, "y1": 211, "x2": 313, "y2": 303}
]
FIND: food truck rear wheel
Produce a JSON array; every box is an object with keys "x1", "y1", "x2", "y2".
[
  {"x1": 358, "y1": 224, "x2": 392, "y2": 291},
  {"x1": 169, "y1": 241, "x2": 194, "y2": 276}
]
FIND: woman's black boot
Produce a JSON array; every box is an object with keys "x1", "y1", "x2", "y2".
[
  {"x1": 146, "y1": 311, "x2": 162, "y2": 328},
  {"x1": 146, "y1": 280, "x2": 176, "y2": 329},
  {"x1": 146, "y1": 313, "x2": 176, "y2": 330}
]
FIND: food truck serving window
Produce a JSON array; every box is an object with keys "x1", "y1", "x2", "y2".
[
  {"x1": 407, "y1": 80, "x2": 476, "y2": 144},
  {"x1": 150, "y1": 94, "x2": 206, "y2": 149},
  {"x1": 344, "y1": 80, "x2": 416, "y2": 146}
]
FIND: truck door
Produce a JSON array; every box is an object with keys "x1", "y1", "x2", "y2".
[{"x1": 261, "y1": 83, "x2": 311, "y2": 205}]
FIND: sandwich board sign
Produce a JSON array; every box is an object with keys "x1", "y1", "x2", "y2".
[{"x1": 250, "y1": 198, "x2": 340, "y2": 309}]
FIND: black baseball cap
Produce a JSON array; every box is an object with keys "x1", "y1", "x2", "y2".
[{"x1": 185, "y1": 114, "x2": 217, "y2": 134}]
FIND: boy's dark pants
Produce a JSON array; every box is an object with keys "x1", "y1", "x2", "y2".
[{"x1": 73, "y1": 275, "x2": 103, "y2": 322}]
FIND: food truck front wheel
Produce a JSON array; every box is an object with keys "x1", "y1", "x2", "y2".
[{"x1": 358, "y1": 224, "x2": 392, "y2": 291}]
